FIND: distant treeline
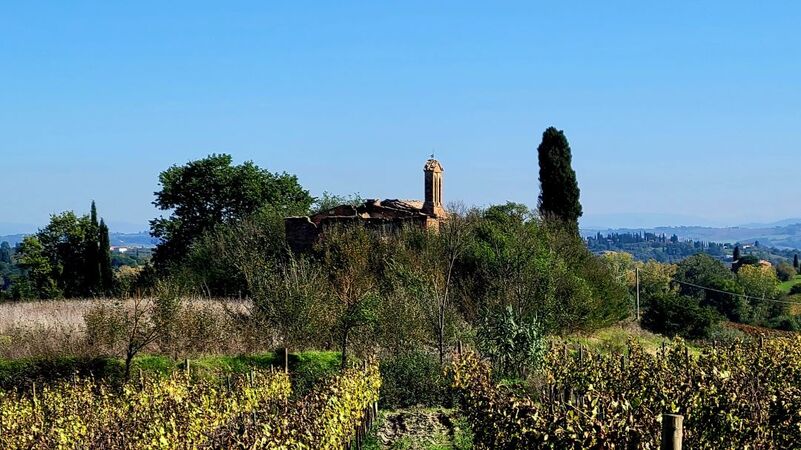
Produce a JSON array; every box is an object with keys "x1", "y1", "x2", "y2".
[{"x1": 586, "y1": 231, "x2": 798, "y2": 265}]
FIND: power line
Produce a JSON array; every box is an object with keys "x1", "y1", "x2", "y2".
[
  {"x1": 631, "y1": 265, "x2": 801, "y2": 306},
  {"x1": 670, "y1": 278, "x2": 801, "y2": 306}
]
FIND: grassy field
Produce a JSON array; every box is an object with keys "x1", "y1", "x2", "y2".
[
  {"x1": 563, "y1": 322, "x2": 689, "y2": 355},
  {"x1": 0, "y1": 350, "x2": 341, "y2": 393},
  {"x1": 778, "y1": 274, "x2": 801, "y2": 293}
]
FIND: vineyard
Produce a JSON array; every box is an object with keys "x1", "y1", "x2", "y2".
[
  {"x1": 451, "y1": 337, "x2": 801, "y2": 449},
  {"x1": 0, "y1": 362, "x2": 380, "y2": 449}
]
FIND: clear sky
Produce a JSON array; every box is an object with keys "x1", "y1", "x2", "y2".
[{"x1": 1, "y1": 1, "x2": 800, "y2": 233}]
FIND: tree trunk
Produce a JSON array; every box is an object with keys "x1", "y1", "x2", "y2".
[
  {"x1": 438, "y1": 304, "x2": 445, "y2": 365},
  {"x1": 124, "y1": 350, "x2": 135, "y2": 381},
  {"x1": 340, "y1": 327, "x2": 349, "y2": 371}
]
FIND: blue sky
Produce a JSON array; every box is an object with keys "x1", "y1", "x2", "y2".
[{"x1": 1, "y1": 1, "x2": 800, "y2": 233}]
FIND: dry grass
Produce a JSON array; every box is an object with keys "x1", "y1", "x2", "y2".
[
  {"x1": 0, "y1": 297, "x2": 250, "y2": 334},
  {"x1": 0, "y1": 297, "x2": 256, "y2": 359}
]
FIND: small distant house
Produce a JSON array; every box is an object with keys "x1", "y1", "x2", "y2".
[{"x1": 285, "y1": 158, "x2": 448, "y2": 252}]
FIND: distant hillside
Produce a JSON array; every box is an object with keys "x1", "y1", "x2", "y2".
[
  {"x1": 0, "y1": 234, "x2": 26, "y2": 247},
  {"x1": 583, "y1": 223, "x2": 801, "y2": 250},
  {"x1": 0, "y1": 232, "x2": 157, "y2": 248}
]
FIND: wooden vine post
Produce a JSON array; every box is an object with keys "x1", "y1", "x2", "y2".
[{"x1": 661, "y1": 413, "x2": 683, "y2": 450}]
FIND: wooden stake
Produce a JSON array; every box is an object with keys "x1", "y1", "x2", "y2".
[{"x1": 661, "y1": 414, "x2": 683, "y2": 450}]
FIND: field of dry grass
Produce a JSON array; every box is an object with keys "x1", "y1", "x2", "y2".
[
  {"x1": 0, "y1": 298, "x2": 256, "y2": 359},
  {"x1": 0, "y1": 297, "x2": 250, "y2": 334}
]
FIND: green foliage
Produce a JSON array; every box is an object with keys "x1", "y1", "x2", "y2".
[
  {"x1": 776, "y1": 261, "x2": 796, "y2": 282},
  {"x1": 315, "y1": 225, "x2": 381, "y2": 369},
  {"x1": 0, "y1": 241, "x2": 11, "y2": 264},
  {"x1": 184, "y1": 206, "x2": 288, "y2": 297},
  {"x1": 311, "y1": 191, "x2": 365, "y2": 214},
  {"x1": 452, "y1": 339, "x2": 801, "y2": 449},
  {"x1": 98, "y1": 219, "x2": 113, "y2": 292},
  {"x1": 477, "y1": 305, "x2": 546, "y2": 378},
  {"x1": 458, "y1": 203, "x2": 627, "y2": 335},
  {"x1": 12, "y1": 203, "x2": 113, "y2": 298},
  {"x1": 641, "y1": 291, "x2": 720, "y2": 339},
  {"x1": 586, "y1": 232, "x2": 729, "y2": 263},
  {"x1": 675, "y1": 254, "x2": 745, "y2": 320},
  {"x1": 14, "y1": 236, "x2": 60, "y2": 299},
  {"x1": 150, "y1": 153, "x2": 312, "y2": 271},
  {"x1": 287, "y1": 351, "x2": 342, "y2": 396},
  {"x1": 379, "y1": 349, "x2": 448, "y2": 409},
  {"x1": 0, "y1": 357, "x2": 125, "y2": 389},
  {"x1": 537, "y1": 127, "x2": 582, "y2": 228},
  {"x1": 765, "y1": 314, "x2": 801, "y2": 332}
]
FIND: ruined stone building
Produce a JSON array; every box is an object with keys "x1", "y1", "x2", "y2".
[{"x1": 285, "y1": 158, "x2": 447, "y2": 252}]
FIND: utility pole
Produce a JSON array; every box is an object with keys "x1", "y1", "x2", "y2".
[{"x1": 635, "y1": 267, "x2": 641, "y2": 322}]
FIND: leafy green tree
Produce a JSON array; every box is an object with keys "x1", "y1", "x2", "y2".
[
  {"x1": 0, "y1": 242, "x2": 11, "y2": 264},
  {"x1": 776, "y1": 261, "x2": 796, "y2": 282},
  {"x1": 737, "y1": 264, "x2": 779, "y2": 323},
  {"x1": 316, "y1": 225, "x2": 379, "y2": 369},
  {"x1": 310, "y1": 191, "x2": 364, "y2": 214},
  {"x1": 15, "y1": 236, "x2": 60, "y2": 299},
  {"x1": 84, "y1": 201, "x2": 101, "y2": 295},
  {"x1": 15, "y1": 204, "x2": 113, "y2": 298},
  {"x1": 99, "y1": 219, "x2": 113, "y2": 293},
  {"x1": 467, "y1": 203, "x2": 557, "y2": 327},
  {"x1": 185, "y1": 207, "x2": 288, "y2": 297},
  {"x1": 641, "y1": 291, "x2": 719, "y2": 339},
  {"x1": 537, "y1": 127, "x2": 582, "y2": 230},
  {"x1": 384, "y1": 211, "x2": 472, "y2": 364},
  {"x1": 36, "y1": 211, "x2": 92, "y2": 297},
  {"x1": 675, "y1": 254, "x2": 745, "y2": 321},
  {"x1": 150, "y1": 154, "x2": 313, "y2": 271}
]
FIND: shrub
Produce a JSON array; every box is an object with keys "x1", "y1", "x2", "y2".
[
  {"x1": 765, "y1": 314, "x2": 801, "y2": 332},
  {"x1": 789, "y1": 284, "x2": 801, "y2": 295},
  {"x1": 776, "y1": 262, "x2": 797, "y2": 282},
  {"x1": 477, "y1": 305, "x2": 546, "y2": 379},
  {"x1": 641, "y1": 291, "x2": 720, "y2": 339},
  {"x1": 84, "y1": 302, "x2": 127, "y2": 356},
  {"x1": 379, "y1": 349, "x2": 448, "y2": 409}
]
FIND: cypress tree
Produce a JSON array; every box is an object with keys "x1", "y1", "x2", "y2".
[
  {"x1": 98, "y1": 219, "x2": 113, "y2": 293},
  {"x1": 84, "y1": 201, "x2": 102, "y2": 295},
  {"x1": 794, "y1": 254, "x2": 799, "y2": 270},
  {"x1": 733, "y1": 245, "x2": 741, "y2": 261},
  {"x1": 537, "y1": 127, "x2": 582, "y2": 229}
]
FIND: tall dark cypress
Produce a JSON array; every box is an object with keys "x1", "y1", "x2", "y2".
[
  {"x1": 537, "y1": 127, "x2": 582, "y2": 230},
  {"x1": 98, "y1": 218, "x2": 114, "y2": 293},
  {"x1": 84, "y1": 201, "x2": 102, "y2": 295},
  {"x1": 794, "y1": 254, "x2": 799, "y2": 270},
  {"x1": 733, "y1": 245, "x2": 741, "y2": 261}
]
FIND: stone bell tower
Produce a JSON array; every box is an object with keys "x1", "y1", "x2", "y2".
[{"x1": 423, "y1": 158, "x2": 446, "y2": 218}]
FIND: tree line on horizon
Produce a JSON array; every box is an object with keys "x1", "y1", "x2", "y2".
[{"x1": 0, "y1": 202, "x2": 114, "y2": 299}]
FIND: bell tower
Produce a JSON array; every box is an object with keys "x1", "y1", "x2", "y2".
[{"x1": 423, "y1": 158, "x2": 446, "y2": 218}]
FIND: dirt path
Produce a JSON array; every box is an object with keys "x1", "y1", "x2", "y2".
[{"x1": 366, "y1": 408, "x2": 472, "y2": 450}]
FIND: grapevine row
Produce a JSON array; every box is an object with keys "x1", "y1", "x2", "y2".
[
  {"x1": 0, "y1": 362, "x2": 380, "y2": 450},
  {"x1": 451, "y1": 338, "x2": 801, "y2": 449}
]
